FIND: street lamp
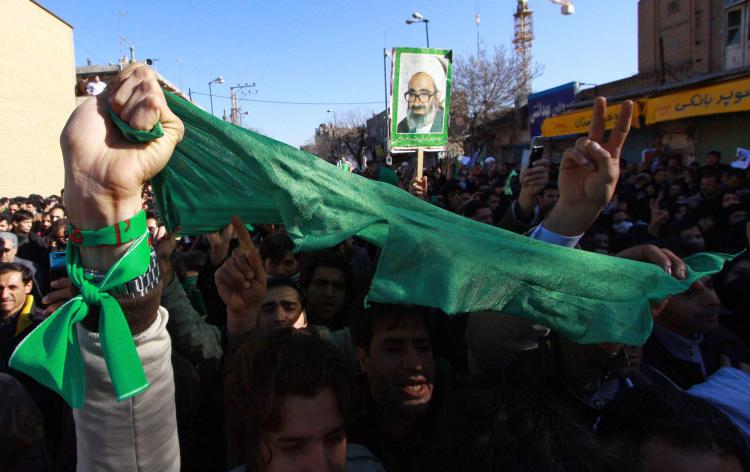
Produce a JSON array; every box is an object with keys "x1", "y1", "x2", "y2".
[
  {"x1": 383, "y1": 49, "x2": 390, "y2": 112},
  {"x1": 405, "y1": 12, "x2": 430, "y2": 47},
  {"x1": 208, "y1": 76, "x2": 224, "y2": 115}
]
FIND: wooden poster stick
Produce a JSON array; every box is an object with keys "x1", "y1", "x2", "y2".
[{"x1": 417, "y1": 148, "x2": 424, "y2": 180}]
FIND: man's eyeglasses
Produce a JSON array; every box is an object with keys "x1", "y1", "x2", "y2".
[{"x1": 404, "y1": 91, "x2": 436, "y2": 103}]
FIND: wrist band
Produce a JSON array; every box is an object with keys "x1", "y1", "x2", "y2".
[
  {"x1": 10, "y1": 214, "x2": 154, "y2": 408},
  {"x1": 68, "y1": 210, "x2": 147, "y2": 247},
  {"x1": 84, "y1": 248, "x2": 161, "y2": 299}
]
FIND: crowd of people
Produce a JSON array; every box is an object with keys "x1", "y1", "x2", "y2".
[{"x1": 1, "y1": 64, "x2": 749, "y2": 472}]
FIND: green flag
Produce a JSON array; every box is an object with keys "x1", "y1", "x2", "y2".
[{"x1": 150, "y1": 92, "x2": 729, "y2": 346}]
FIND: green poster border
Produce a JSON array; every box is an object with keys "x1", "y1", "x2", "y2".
[{"x1": 390, "y1": 47, "x2": 453, "y2": 149}]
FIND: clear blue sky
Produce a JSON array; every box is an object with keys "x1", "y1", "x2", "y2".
[{"x1": 41, "y1": 0, "x2": 638, "y2": 147}]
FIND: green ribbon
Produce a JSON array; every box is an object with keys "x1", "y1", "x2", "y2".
[
  {"x1": 68, "y1": 209, "x2": 147, "y2": 247},
  {"x1": 108, "y1": 109, "x2": 164, "y2": 143},
  {"x1": 9, "y1": 230, "x2": 153, "y2": 408}
]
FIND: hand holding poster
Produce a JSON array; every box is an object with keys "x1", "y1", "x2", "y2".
[{"x1": 390, "y1": 47, "x2": 453, "y2": 150}]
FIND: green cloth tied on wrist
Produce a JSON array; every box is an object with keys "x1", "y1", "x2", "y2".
[
  {"x1": 9, "y1": 230, "x2": 153, "y2": 408},
  {"x1": 68, "y1": 210, "x2": 147, "y2": 246}
]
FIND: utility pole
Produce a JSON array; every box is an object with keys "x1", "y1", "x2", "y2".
[{"x1": 229, "y1": 83, "x2": 257, "y2": 125}]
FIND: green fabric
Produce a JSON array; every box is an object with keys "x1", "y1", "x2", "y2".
[
  {"x1": 9, "y1": 230, "x2": 153, "y2": 408},
  {"x1": 68, "y1": 210, "x2": 146, "y2": 247},
  {"x1": 181, "y1": 275, "x2": 208, "y2": 318},
  {"x1": 140, "y1": 92, "x2": 730, "y2": 345},
  {"x1": 108, "y1": 110, "x2": 164, "y2": 142},
  {"x1": 377, "y1": 166, "x2": 400, "y2": 187},
  {"x1": 504, "y1": 170, "x2": 517, "y2": 196}
]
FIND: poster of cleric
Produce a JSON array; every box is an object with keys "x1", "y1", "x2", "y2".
[{"x1": 390, "y1": 47, "x2": 453, "y2": 150}]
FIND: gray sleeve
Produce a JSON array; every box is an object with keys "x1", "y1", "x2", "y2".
[
  {"x1": 161, "y1": 276, "x2": 223, "y2": 363},
  {"x1": 74, "y1": 308, "x2": 180, "y2": 471}
]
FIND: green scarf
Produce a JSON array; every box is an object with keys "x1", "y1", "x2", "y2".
[
  {"x1": 10, "y1": 231, "x2": 152, "y2": 408},
  {"x1": 147, "y1": 92, "x2": 732, "y2": 346}
]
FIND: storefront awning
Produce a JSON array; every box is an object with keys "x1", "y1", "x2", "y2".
[
  {"x1": 643, "y1": 76, "x2": 750, "y2": 125},
  {"x1": 541, "y1": 101, "x2": 641, "y2": 138}
]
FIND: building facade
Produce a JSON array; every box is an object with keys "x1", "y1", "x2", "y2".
[
  {"x1": 0, "y1": 0, "x2": 75, "y2": 197},
  {"x1": 539, "y1": 0, "x2": 750, "y2": 165}
]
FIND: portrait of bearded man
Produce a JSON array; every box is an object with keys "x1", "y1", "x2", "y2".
[{"x1": 397, "y1": 71, "x2": 445, "y2": 134}]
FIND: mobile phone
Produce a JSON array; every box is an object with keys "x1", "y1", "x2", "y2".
[
  {"x1": 522, "y1": 145, "x2": 545, "y2": 169},
  {"x1": 49, "y1": 251, "x2": 67, "y2": 282},
  {"x1": 530, "y1": 145, "x2": 544, "y2": 164}
]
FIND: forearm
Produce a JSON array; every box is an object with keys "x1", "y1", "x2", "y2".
[
  {"x1": 516, "y1": 192, "x2": 537, "y2": 220},
  {"x1": 541, "y1": 203, "x2": 599, "y2": 237},
  {"x1": 226, "y1": 306, "x2": 260, "y2": 339}
]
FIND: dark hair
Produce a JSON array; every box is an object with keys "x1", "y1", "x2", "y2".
[
  {"x1": 542, "y1": 182, "x2": 558, "y2": 193},
  {"x1": 350, "y1": 301, "x2": 432, "y2": 352},
  {"x1": 598, "y1": 386, "x2": 747, "y2": 470},
  {"x1": 145, "y1": 210, "x2": 159, "y2": 220},
  {"x1": 0, "y1": 262, "x2": 33, "y2": 285},
  {"x1": 672, "y1": 217, "x2": 702, "y2": 237},
  {"x1": 0, "y1": 213, "x2": 11, "y2": 224},
  {"x1": 49, "y1": 204, "x2": 66, "y2": 213},
  {"x1": 462, "y1": 199, "x2": 489, "y2": 218},
  {"x1": 259, "y1": 233, "x2": 296, "y2": 264},
  {"x1": 299, "y1": 250, "x2": 352, "y2": 292},
  {"x1": 488, "y1": 378, "x2": 634, "y2": 471},
  {"x1": 266, "y1": 276, "x2": 302, "y2": 300},
  {"x1": 172, "y1": 250, "x2": 207, "y2": 278},
  {"x1": 701, "y1": 172, "x2": 720, "y2": 183},
  {"x1": 225, "y1": 328, "x2": 353, "y2": 471},
  {"x1": 12, "y1": 210, "x2": 33, "y2": 222},
  {"x1": 45, "y1": 218, "x2": 69, "y2": 249},
  {"x1": 707, "y1": 150, "x2": 721, "y2": 159}
]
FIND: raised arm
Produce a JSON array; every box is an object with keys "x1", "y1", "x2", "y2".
[
  {"x1": 61, "y1": 63, "x2": 184, "y2": 471},
  {"x1": 542, "y1": 98, "x2": 633, "y2": 237}
]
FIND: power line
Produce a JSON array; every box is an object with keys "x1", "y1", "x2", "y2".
[
  {"x1": 189, "y1": 91, "x2": 381, "y2": 106},
  {"x1": 74, "y1": 40, "x2": 107, "y2": 65}
]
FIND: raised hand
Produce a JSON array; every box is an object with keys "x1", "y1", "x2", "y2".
[
  {"x1": 409, "y1": 176, "x2": 429, "y2": 200},
  {"x1": 42, "y1": 277, "x2": 75, "y2": 316},
  {"x1": 517, "y1": 158, "x2": 549, "y2": 217},
  {"x1": 647, "y1": 197, "x2": 669, "y2": 237},
  {"x1": 153, "y1": 228, "x2": 179, "y2": 286},
  {"x1": 206, "y1": 223, "x2": 236, "y2": 267},
  {"x1": 215, "y1": 217, "x2": 267, "y2": 336},
  {"x1": 616, "y1": 244, "x2": 685, "y2": 317},
  {"x1": 544, "y1": 98, "x2": 634, "y2": 236},
  {"x1": 61, "y1": 63, "x2": 184, "y2": 270}
]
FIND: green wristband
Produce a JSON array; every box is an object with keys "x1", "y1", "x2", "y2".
[{"x1": 68, "y1": 210, "x2": 147, "y2": 247}]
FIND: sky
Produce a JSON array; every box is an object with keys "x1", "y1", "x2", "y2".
[{"x1": 41, "y1": 0, "x2": 638, "y2": 148}]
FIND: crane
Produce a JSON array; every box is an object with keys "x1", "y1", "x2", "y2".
[{"x1": 513, "y1": 0, "x2": 574, "y2": 101}]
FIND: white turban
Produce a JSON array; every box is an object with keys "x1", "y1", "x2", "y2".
[{"x1": 397, "y1": 53, "x2": 448, "y2": 112}]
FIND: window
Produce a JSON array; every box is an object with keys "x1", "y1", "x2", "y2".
[
  {"x1": 668, "y1": 0, "x2": 680, "y2": 15},
  {"x1": 726, "y1": 9, "x2": 742, "y2": 46}
]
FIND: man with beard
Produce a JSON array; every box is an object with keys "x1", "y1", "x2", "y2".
[{"x1": 397, "y1": 72, "x2": 444, "y2": 134}]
